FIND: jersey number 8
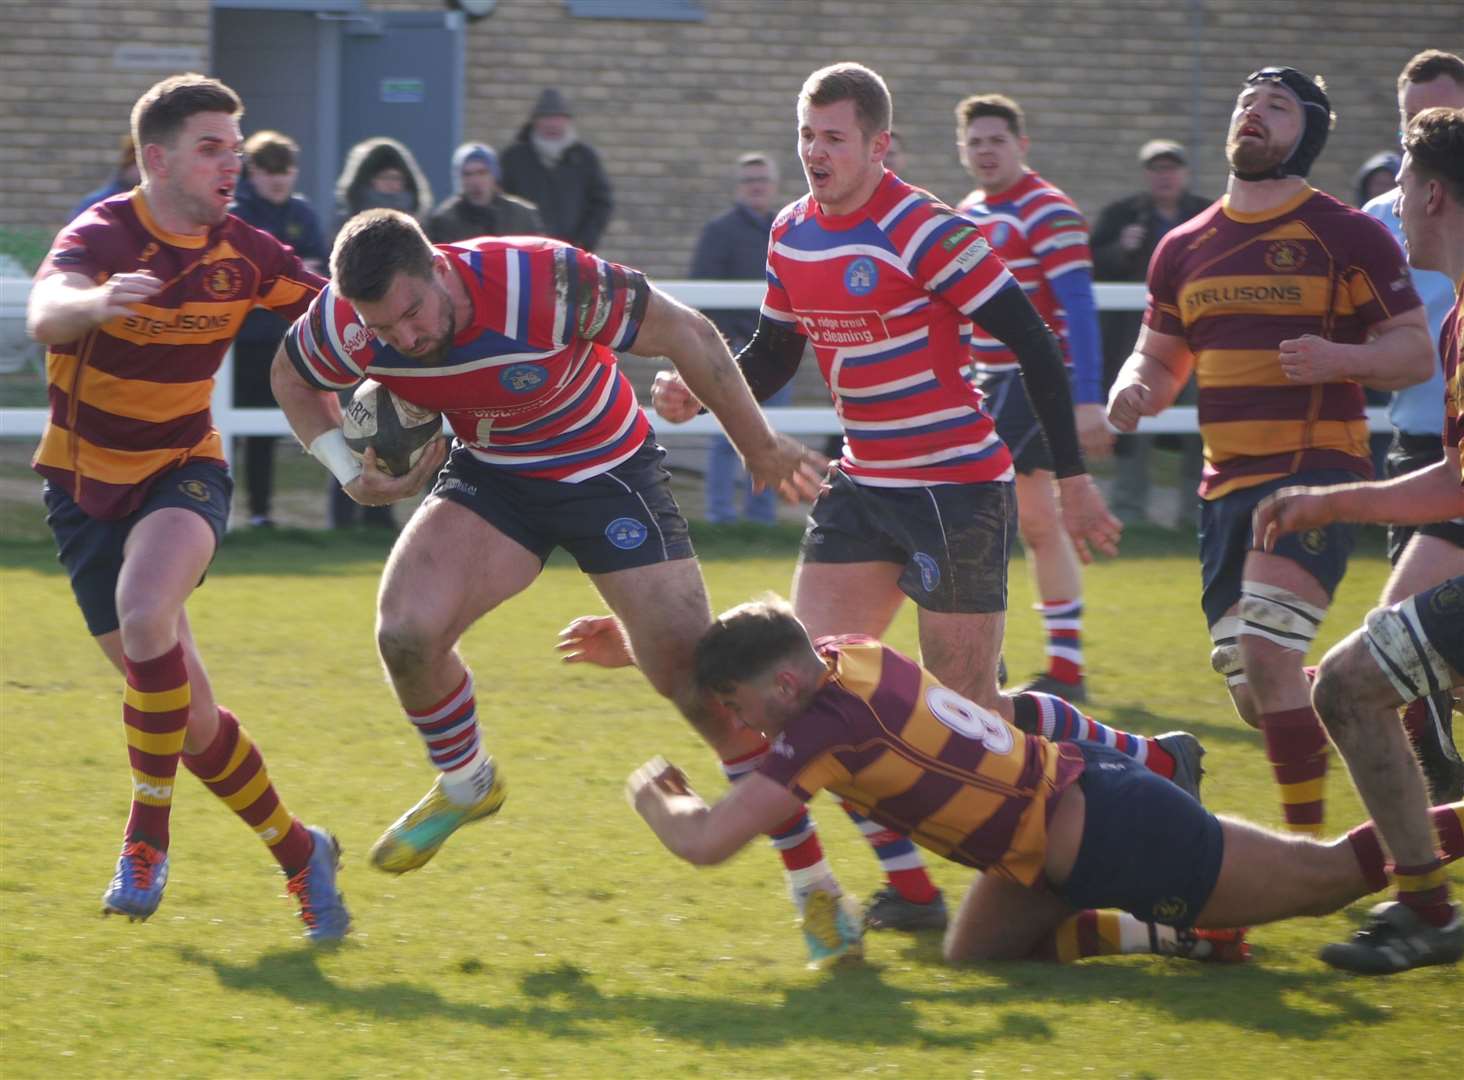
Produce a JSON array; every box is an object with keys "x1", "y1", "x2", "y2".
[{"x1": 926, "y1": 686, "x2": 1015, "y2": 755}]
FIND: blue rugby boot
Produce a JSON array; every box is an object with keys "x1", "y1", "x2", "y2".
[
  {"x1": 101, "y1": 839, "x2": 169, "y2": 921},
  {"x1": 286, "y1": 826, "x2": 351, "y2": 942},
  {"x1": 369, "y1": 762, "x2": 507, "y2": 874}
]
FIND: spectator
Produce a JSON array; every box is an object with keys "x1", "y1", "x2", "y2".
[
  {"x1": 426, "y1": 142, "x2": 544, "y2": 244},
  {"x1": 329, "y1": 136, "x2": 435, "y2": 528},
  {"x1": 69, "y1": 134, "x2": 140, "y2": 222},
  {"x1": 1091, "y1": 139, "x2": 1211, "y2": 525},
  {"x1": 690, "y1": 152, "x2": 790, "y2": 525},
  {"x1": 1353, "y1": 150, "x2": 1401, "y2": 207},
  {"x1": 230, "y1": 130, "x2": 328, "y2": 528},
  {"x1": 500, "y1": 88, "x2": 613, "y2": 251}
]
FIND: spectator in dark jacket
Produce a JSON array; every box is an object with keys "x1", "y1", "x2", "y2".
[
  {"x1": 327, "y1": 136, "x2": 434, "y2": 528},
  {"x1": 500, "y1": 88, "x2": 613, "y2": 251},
  {"x1": 426, "y1": 142, "x2": 544, "y2": 243},
  {"x1": 1352, "y1": 150, "x2": 1401, "y2": 207},
  {"x1": 229, "y1": 130, "x2": 327, "y2": 527},
  {"x1": 690, "y1": 152, "x2": 791, "y2": 525},
  {"x1": 1091, "y1": 139, "x2": 1210, "y2": 525}
]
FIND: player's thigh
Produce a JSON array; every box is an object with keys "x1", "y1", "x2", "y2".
[
  {"x1": 944, "y1": 870, "x2": 1074, "y2": 964},
  {"x1": 792, "y1": 559, "x2": 906, "y2": 638},
  {"x1": 590, "y1": 556, "x2": 712, "y2": 695},
  {"x1": 1195, "y1": 817, "x2": 1360, "y2": 927},
  {"x1": 918, "y1": 608, "x2": 1006, "y2": 708},
  {"x1": 116, "y1": 508, "x2": 217, "y2": 626},
  {"x1": 378, "y1": 496, "x2": 542, "y2": 646},
  {"x1": 1381, "y1": 534, "x2": 1464, "y2": 606}
]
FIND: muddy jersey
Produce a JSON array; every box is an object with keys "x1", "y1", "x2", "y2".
[
  {"x1": 1144, "y1": 186, "x2": 1421, "y2": 500},
  {"x1": 762, "y1": 171, "x2": 1017, "y2": 487},
  {"x1": 285, "y1": 235, "x2": 651, "y2": 482},
  {"x1": 32, "y1": 190, "x2": 321, "y2": 518},
  {"x1": 757, "y1": 636, "x2": 1084, "y2": 888}
]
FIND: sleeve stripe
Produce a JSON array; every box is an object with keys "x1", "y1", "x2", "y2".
[{"x1": 503, "y1": 248, "x2": 522, "y2": 340}]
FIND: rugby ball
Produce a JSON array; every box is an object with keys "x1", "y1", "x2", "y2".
[{"x1": 341, "y1": 379, "x2": 443, "y2": 477}]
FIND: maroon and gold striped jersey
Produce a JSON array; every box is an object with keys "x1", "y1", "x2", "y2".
[
  {"x1": 1144, "y1": 187, "x2": 1421, "y2": 500},
  {"x1": 756, "y1": 637, "x2": 1084, "y2": 888},
  {"x1": 33, "y1": 191, "x2": 322, "y2": 519}
]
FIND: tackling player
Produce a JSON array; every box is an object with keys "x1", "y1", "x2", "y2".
[
  {"x1": 955, "y1": 93, "x2": 1111, "y2": 703},
  {"x1": 26, "y1": 74, "x2": 348, "y2": 940},
  {"x1": 628, "y1": 596, "x2": 1464, "y2": 972},
  {"x1": 1108, "y1": 66, "x2": 1434, "y2": 838},
  {"x1": 610, "y1": 62, "x2": 1133, "y2": 943},
  {"x1": 270, "y1": 209, "x2": 827, "y2": 944},
  {"x1": 1253, "y1": 105, "x2": 1464, "y2": 974}
]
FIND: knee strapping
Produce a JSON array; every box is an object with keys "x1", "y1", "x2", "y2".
[
  {"x1": 1363, "y1": 599, "x2": 1455, "y2": 705},
  {"x1": 1237, "y1": 582, "x2": 1326, "y2": 652},
  {"x1": 1209, "y1": 615, "x2": 1248, "y2": 688}
]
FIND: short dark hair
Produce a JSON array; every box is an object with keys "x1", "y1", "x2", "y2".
[
  {"x1": 956, "y1": 93, "x2": 1025, "y2": 139},
  {"x1": 244, "y1": 130, "x2": 298, "y2": 175},
  {"x1": 331, "y1": 209, "x2": 435, "y2": 303},
  {"x1": 1403, "y1": 106, "x2": 1464, "y2": 205},
  {"x1": 131, "y1": 73, "x2": 242, "y2": 160},
  {"x1": 1399, "y1": 50, "x2": 1464, "y2": 95},
  {"x1": 692, "y1": 595, "x2": 812, "y2": 696},
  {"x1": 799, "y1": 63, "x2": 892, "y2": 139}
]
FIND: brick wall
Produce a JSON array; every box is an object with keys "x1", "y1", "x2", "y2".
[{"x1": 2, "y1": 1, "x2": 1458, "y2": 280}]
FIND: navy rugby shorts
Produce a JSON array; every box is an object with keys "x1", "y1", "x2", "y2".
[
  {"x1": 799, "y1": 466, "x2": 1013, "y2": 614},
  {"x1": 44, "y1": 459, "x2": 232, "y2": 637},
  {"x1": 431, "y1": 434, "x2": 694, "y2": 574}
]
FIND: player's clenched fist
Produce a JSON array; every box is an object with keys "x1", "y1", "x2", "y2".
[
  {"x1": 1251, "y1": 485, "x2": 1336, "y2": 553},
  {"x1": 1106, "y1": 378, "x2": 1154, "y2": 433},
  {"x1": 651, "y1": 370, "x2": 702, "y2": 422}
]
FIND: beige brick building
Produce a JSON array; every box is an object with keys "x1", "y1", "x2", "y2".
[{"x1": 1, "y1": 1, "x2": 1458, "y2": 278}]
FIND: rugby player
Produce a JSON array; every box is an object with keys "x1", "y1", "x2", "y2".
[
  {"x1": 26, "y1": 74, "x2": 348, "y2": 939},
  {"x1": 1108, "y1": 66, "x2": 1434, "y2": 837},
  {"x1": 1253, "y1": 105, "x2": 1464, "y2": 974},
  {"x1": 610, "y1": 62, "x2": 1134, "y2": 944},
  {"x1": 956, "y1": 93, "x2": 1111, "y2": 704},
  {"x1": 270, "y1": 208, "x2": 839, "y2": 951},
  {"x1": 628, "y1": 597, "x2": 1464, "y2": 972}
]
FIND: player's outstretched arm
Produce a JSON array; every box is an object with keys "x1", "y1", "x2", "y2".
[
  {"x1": 1106, "y1": 325, "x2": 1194, "y2": 433},
  {"x1": 631, "y1": 288, "x2": 823, "y2": 502},
  {"x1": 1255, "y1": 449, "x2": 1464, "y2": 551},
  {"x1": 27, "y1": 270, "x2": 163, "y2": 345},
  {"x1": 1278, "y1": 308, "x2": 1432, "y2": 390},
  {"x1": 628, "y1": 758, "x2": 804, "y2": 866}
]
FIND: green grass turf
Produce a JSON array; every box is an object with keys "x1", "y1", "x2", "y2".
[{"x1": 2, "y1": 526, "x2": 1460, "y2": 1079}]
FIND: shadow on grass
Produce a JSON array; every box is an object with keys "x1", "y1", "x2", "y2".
[{"x1": 177, "y1": 940, "x2": 1385, "y2": 1049}]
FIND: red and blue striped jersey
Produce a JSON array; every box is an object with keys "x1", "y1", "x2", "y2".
[
  {"x1": 285, "y1": 236, "x2": 651, "y2": 482},
  {"x1": 957, "y1": 170, "x2": 1092, "y2": 377},
  {"x1": 757, "y1": 636, "x2": 1085, "y2": 887},
  {"x1": 762, "y1": 171, "x2": 1017, "y2": 487}
]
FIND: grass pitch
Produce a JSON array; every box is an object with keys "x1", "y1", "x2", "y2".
[{"x1": 2, "y1": 524, "x2": 1460, "y2": 1079}]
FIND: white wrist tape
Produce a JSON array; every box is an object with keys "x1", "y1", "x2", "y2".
[{"x1": 308, "y1": 428, "x2": 364, "y2": 487}]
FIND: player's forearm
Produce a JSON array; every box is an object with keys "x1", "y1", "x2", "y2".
[
  {"x1": 673, "y1": 316, "x2": 781, "y2": 456},
  {"x1": 1343, "y1": 323, "x2": 1435, "y2": 391},
  {"x1": 26, "y1": 279, "x2": 106, "y2": 344},
  {"x1": 637, "y1": 793, "x2": 731, "y2": 866},
  {"x1": 1114, "y1": 350, "x2": 1186, "y2": 413},
  {"x1": 1320, "y1": 459, "x2": 1464, "y2": 525},
  {"x1": 270, "y1": 344, "x2": 343, "y2": 446}
]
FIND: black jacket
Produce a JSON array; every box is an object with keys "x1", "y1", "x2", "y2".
[
  {"x1": 1090, "y1": 190, "x2": 1211, "y2": 380},
  {"x1": 500, "y1": 125, "x2": 613, "y2": 251},
  {"x1": 424, "y1": 191, "x2": 545, "y2": 245},
  {"x1": 687, "y1": 203, "x2": 774, "y2": 349}
]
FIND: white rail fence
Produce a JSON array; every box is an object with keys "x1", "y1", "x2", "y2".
[{"x1": 0, "y1": 278, "x2": 1388, "y2": 454}]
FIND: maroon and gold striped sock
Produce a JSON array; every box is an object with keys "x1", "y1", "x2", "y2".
[
  {"x1": 1393, "y1": 858, "x2": 1453, "y2": 928},
  {"x1": 181, "y1": 707, "x2": 313, "y2": 876},
  {"x1": 1433, "y1": 802, "x2": 1464, "y2": 857},
  {"x1": 1344, "y1": 802, "x2": 1464, "y2": 896},
  {"x1": 122, "y1": 644, "x2": 191, "y2": 849},
  {"x1": 1261, "y1": 706, "x2": 1329, "y2": 835}
]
